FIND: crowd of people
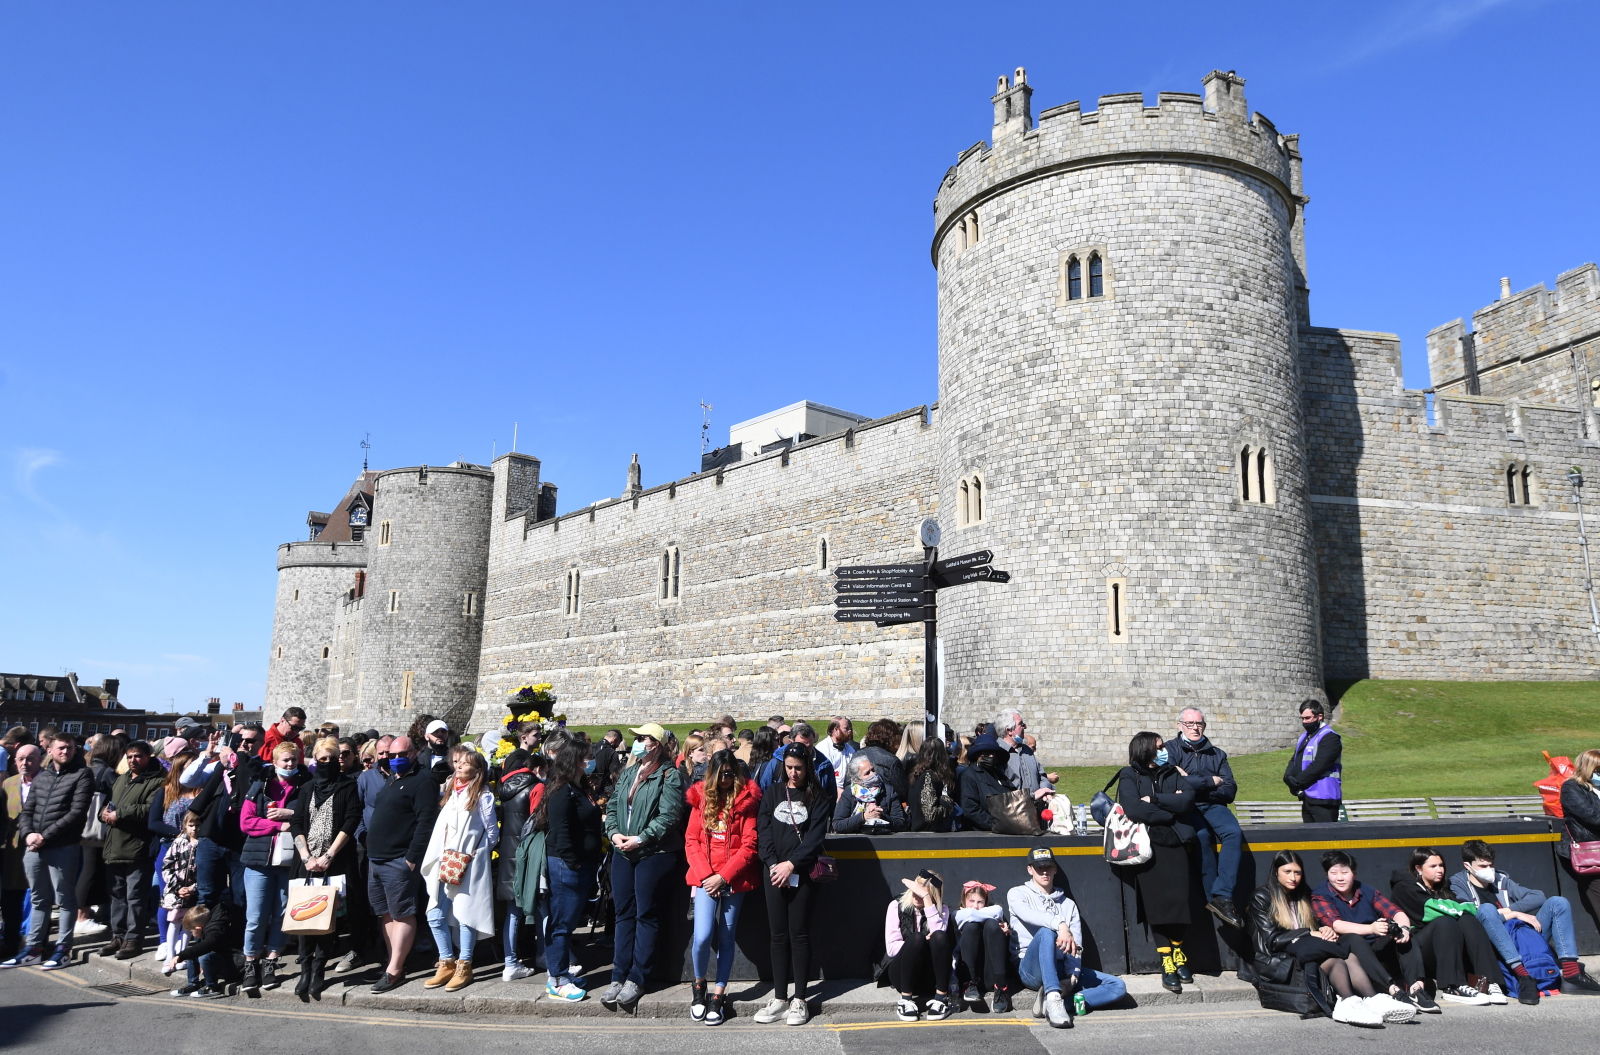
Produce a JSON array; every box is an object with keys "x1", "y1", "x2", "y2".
[{"x1": 0, "y1": 701, "x2": 1597, "y2": 1031}]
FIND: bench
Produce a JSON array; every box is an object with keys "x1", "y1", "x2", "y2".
[
  {"x1": 1430, "y1": 795, "x2": 1547, "y2": 819},
  {"x1": 1233, "y1": 800, "x2": 1305, "y2": 824},
  {"x1": 1341, "y1": 797, "x2": 1433, "y2": 821}
]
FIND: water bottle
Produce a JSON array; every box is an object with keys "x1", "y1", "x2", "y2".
[{"x1": 1075, "y1": 802, "x2": 1089, "y2": 837}]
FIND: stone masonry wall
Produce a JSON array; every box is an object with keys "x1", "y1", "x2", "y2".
[
  {"x1": 1304, "y1": 326, "x2": 1600, "y2": 679},
  {"x1": 264, "y1": 541, "x2": 365, "y2": 719},
  {"x1": 466, "y1": 408, "x2": 940, "y2": 734}
]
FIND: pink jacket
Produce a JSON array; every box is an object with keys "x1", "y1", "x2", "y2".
[
  {"x1": 885, "y1": 900, "x2": 950, "y2": 958},
  {"x1": 238, "y1": 777, "x2": 291, "y2": 838}
]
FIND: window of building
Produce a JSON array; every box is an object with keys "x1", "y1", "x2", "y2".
[
  {"x1": 1593, "y1": 378, "x2": 1600, "y2": 407},
  {"x1": 959, "y1": 211, "x2": 981, "y2": 251},
  {"x1": 957, "y1": 473, "x2": 986, "y2": 526},
  {"x1": 1066, "y1": 256, "x2": 1081, "y2": 300},
  {"x1": 1059, "y1": 247, "x2": 1112, "y2": 305},
  {"x1": 52, "y1": 692, "x2": 65, "y2": 703},
  {"x1": 1106, "y1": 577, "x2": 1128, "y2": 643},
  {"x1": 818, "y1": 537, "x2": 829, "y2": 570},
  {"x1": 1088, "y1": 253, "x2": 1104, "y2": 297},
  {"x1": 401, "y1": 670, "x2": 415, "y2": 709},
  {"x1": 1506, "y1": 462, "x2": 1534, "y2": 505},
  {"x1": 275, "y1": 647, "x2": 282, "y2": 660},
  {"x1": 293, "y1": 589, "x2": 300, "y2": 602},
  {"x1": 321, "y1": 646, "x2": 330, "y2": 659},
  {"x1": 63, "y1": 722, "x2": 82, "y2": 735},
  {"x1": 388, "y1": 590, "x2": 400, "y2": 613},
  {"x1": 1239, "y1": 445, "x2": 1275, "y2": 504},
  {"x1": 379, "y1": 520, "x2": 392, "y2": 546},
  {"x1": 565, "y1": 568, "x2": 582, "y2": 616},
  {"x1": 660, "y1": 547, "x2": 680, "y2": 600},
  {"x1": 464, "y1": 591, "x2": 478, "y2": 616}
]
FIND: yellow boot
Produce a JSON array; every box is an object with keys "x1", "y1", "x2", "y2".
[
  {"x1": 1158, "y1": 946, "x2": 1181, "y2": 993},
  {"x1": 445, "y1": 960, "x2": 473, "y2": 991},
  {"x1": 424, "y1": 958, "x2": 457, "y2": 989}
]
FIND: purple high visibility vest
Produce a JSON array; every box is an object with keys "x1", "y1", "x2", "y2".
[{"x1": 1294, "y1": 725, "x2": 1342, "y2": 801}]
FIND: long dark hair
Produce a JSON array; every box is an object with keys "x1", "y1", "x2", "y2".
[
  {"x1": 1409, "y1": 846, "x2": 1445, "y2": 891},
  {"x1": 531, "y1": 744, "x2": 586, "y2": 831},
  {"x1": 909, "y1": 735, "x2": 954, "y2": 790},
  {"x1": 775, "y1": 742, "x2": 823, "y2": 805},
  {"x1": 748, "y1": 726, "x2": 777, "y2": 774},
  {"x1": 1267, "y1": 849, "x2": 1313, "y2": 930},
  {"x1": 1128, "y1": 731, "x2": 1161, "y2": 769}
]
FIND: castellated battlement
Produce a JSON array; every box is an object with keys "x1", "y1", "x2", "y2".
[
  {"x1": 277, "y1": 539, "x2": 366, "y2": 571},
  {"x1": 932, "y1": 68, "x2": 1298, "y2": 263}
]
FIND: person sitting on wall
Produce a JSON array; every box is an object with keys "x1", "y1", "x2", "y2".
[
  {"x1": 1450, "y1": 838, "x2": 1600, "y2": 998},
  {"x1": 992, "y1": 709, "x2": 1053, "y2": 807},
  {"x1": 1282, "y1": 700, "x2": 1341, "y2": 823},
  {"x1": 858, "y1": 720, "x2": 908, "y2": 808},
  {"x1": 957, "y1": 734, "x2": 1017, "y2": 832},
  {"x1": 1311, "y1": 850, "x2": 1438, "y2": 1013},
  {"x1": 1389, "y1": 847, "x2": 1505, "y2": 1006},
  {"x1": 1007, "y1": 846, "x2": 1127, "y2": 1028},
  {"x1": 1170, "y1": 707, "x2": 1244, "y2": 928},
  {"x1": 833, "y1": 754, "x2": 905, "y2": 835},
  {"x1": 884, "y1": 870, "x2": 954, "y2": 1021}
]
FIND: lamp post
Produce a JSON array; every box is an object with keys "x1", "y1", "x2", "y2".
[{"x1": 1568, "y1": 466, "x2": 1600, "y2": 643}]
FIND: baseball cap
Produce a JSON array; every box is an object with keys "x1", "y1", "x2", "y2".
[
  {"x1": 1027, "y1": 846, "x2": 1057, "y2": 870},
  {"x1": 425, "y1": 720, "x2": 449, "y2": 737},
  {"x1": 629, "y1": 722, "x2": 668, "y2": 742}
]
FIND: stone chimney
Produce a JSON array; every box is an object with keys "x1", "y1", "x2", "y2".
[
  {"x1": 624, "y1": 454, "x2": 642, "y2": 498},
  {"x1": 1202, "y1": 70, "x2": 1248, "y2": 119},
  {"x1": 991, "y1": 67, "x2": 1033, "y2": 142},
  {"x1": 1500, "y1": 277, "x2": 1512, "y2": 300}
]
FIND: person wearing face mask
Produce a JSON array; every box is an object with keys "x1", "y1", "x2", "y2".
[
  {"x1": 1283, "y1": 700, "x2": 1342, "y2": 823},
  {"x1": 237, "y1": 742, "x2": 308, "y2": 993},
  {"x1": 363, "y1": 735, "x2": 440, "y2": 994},
  {"x1": 1389, "y1": 847, "x2": 1504, "y2": 1005},
  {"x1": 289, "y1": 737, "x2": 360, "y2": 1000},
  {"x1": 599, "y1": 723, "x2": 685, "y2": 1010},
  {"x1": 1169, "y1": 708, "x2": 1244, "y2": 928},
  {"x1": 1116, "y1": 731, "x2": 1197, "y2": 993},
  {"x1": 958, "y1": 734, "x2": 1019, "y2": 831},
  {"x1": 833, "y1": 754, "x2": 905, "y2": 834}
]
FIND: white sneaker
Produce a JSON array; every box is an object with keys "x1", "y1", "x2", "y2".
[
  {"x1": 1366, "y1": 992, "x2": 1417, "y2": 1023},
  {"x1": 895, "y1": 997, "x2": 920, "y2": 1021},
  {"x1": 73, "y1": 919, "x2": 108, "y2": 939},
  {"x1": 1484, "y1": 983, "x2": 1508, "y2": 1005},
  {"x1": 153, "y1": 942, "x2": 171, "y2": 963},
  {"x1": 1044, "y1": 990, "x2": 1073, "y2": 1029},
  {"x1": 753, "y1": 997, "x2": 788, "y2": 1024},
  {"x1": 502, "y1": 963, "x2": 535, "y2": 982},
  {"x1": 784, "y1": 997, "x2": 810, "y2": 1026},
  {"x1": 1331, "y1": 995, "x2": 1385, "y2": 1028},
  {"x1": 1441, "y1": 985, "x2": 1492, "y2": 1005}
]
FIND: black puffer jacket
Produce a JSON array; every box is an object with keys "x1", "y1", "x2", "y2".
[
  {"x1": 19, "y1": 757, "x2": 93, "y2": 851},
  {"x1": 958, "y1": 758, "x2": 1015, "y2": 831},
  {"x1": 498, "y1": 768, "x2": 536, "y2": 851},
  {"x1": 1560, "y1": 779, "x2": 1600, "y2": 857},
  {"x1": 1246, "y1": 883, "x2": 1310, "y2": 984},
  {"x1": 1116, "y1": 764, "x2": 1196, "y2": 845}
]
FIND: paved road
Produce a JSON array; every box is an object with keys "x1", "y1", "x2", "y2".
[{"x1": 6, "y1": 964, "x2": 1600, "y2": 1054}]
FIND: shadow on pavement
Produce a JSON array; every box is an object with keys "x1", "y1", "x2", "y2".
[{"x1": 0, "y1": 1003, "x2": 117, "y2": 1049}]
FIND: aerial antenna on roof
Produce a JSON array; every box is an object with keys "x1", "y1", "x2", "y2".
[
  {"x1": 360, "y1": 432, "x2": 371, "y2": 472},
  {"x1": 701, "y1": 400, "x2": 714, "y2": 454}
]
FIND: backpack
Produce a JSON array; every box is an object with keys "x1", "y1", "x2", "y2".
[
  {"x1": 1502, "y1": 918, "x2": 1560, "y2": 997},
  {"x1": 1536, "y1": 751, "x2": 1574, "y2": 818}
]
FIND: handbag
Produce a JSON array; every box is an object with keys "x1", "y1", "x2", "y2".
[
  {"x1": 1102, "y1": 801, "x2": 1153, "y2": 866},
  {"x1": 1088, "y1": 774, "x2": 1119, "y2": 827},
  {"x1": 269, "y1": 829, "x2": 296, "y2": 867},
  {"x1": 1570, "y1": 839, "x2": 1600, "y2": 875},
  {"x1": 439, "y1": 848, "x2": 473, "y2": 886},
  {"x1": 80, "y1": 791, "x2": 108, "y2": 843},
  {"x1": 282, "y1": 876, "x2": 339, "y2": 935},
  {"x1": 1045, "y1": 793, "x2": 1075, "y2": 835},
  {"x1": 783, "y1": 787, "x2": 837, "y2": 883},
  {"x1": 985, "y1": 789, "x2": 1043, "y2": 837}
]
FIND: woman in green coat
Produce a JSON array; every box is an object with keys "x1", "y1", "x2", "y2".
[{"x1": 598, "y1": 723, "x2": 684, "y2": 1008}]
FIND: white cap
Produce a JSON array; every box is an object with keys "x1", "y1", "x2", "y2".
[{"x1": 425, "y1": 720, "x2": 449, "y2": 736}]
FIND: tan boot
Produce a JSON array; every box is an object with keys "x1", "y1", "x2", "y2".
[
  {"x1": 444, "y1": 960, "x2": 473, "y2": 992},
  {"x1": 423, "y1": 958, "x2": 458, "y2": 989}
]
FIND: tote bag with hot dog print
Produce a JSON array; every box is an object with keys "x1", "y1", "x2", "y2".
[{"x1": 282, "y1": 876, "x2": 344, "y2": 935}]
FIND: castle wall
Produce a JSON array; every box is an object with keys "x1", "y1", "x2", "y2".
[
  {"x1": 264, "y1": 541, "x2": 364, "y2": 719},
  {"x1": 1305, "y1": 326, "x2": 1600, "y2": 679},
  {"x1": 466, "y1": 408, "x2": 939, "y2": 733},
  {"x1": 354, "y1": 465, "x2": 494, "y2": 731},
  {"x1": 930, "y1": 73, "x2": 1323, "y2": 764}
]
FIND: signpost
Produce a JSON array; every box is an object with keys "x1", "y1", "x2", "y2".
[{"x1": 832, "y1": 519, "x2": 1013, "y2": 742}]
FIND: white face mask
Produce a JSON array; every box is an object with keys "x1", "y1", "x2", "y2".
[{"x1": 1472, "y1": 867, "x2": 1496, "y2": 884}]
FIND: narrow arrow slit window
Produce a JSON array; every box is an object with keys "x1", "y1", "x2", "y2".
[{"x1": 1106, "y1": 577, "x2": 1128, "y2": 643}]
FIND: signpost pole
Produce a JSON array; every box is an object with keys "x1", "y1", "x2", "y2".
[{"x1": 924, "y1": 544, "x2": 939, "y2": 745}]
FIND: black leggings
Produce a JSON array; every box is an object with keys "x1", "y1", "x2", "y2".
[
  {"x1": 1416, "y1": 914, "x2": 1503, "y2": 990},
  {"x1": 958, "y1": 919, "x2": 1008, "y2": 993},
  {"x1": 890, "y1": 927, "x2": 953, "y2": 997},
  {"x1": 764, "y1": 880, "x2": 815, "y2": 1001},
  {"x1": 1339, "y1": 933, "x2": 1424, "y2": 991}
]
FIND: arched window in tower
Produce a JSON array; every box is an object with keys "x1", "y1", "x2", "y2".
[
  {"x1": 1240, "y1": 446, "x2": 1275, "y2": 504},
  {"x1": 1088, "y1": 253, "x2": 1104, "y2": 297},
  {"x1": 966, "y1": 211, "x2": 980, "y2": 248},
  {"x1": 959, "y1": 479, "x2": 971, "y2": 526},
  {"x1": 1506, "y1": 462, "x2": 1534, "y2": 505},
  {"x1": 971, "y1": 475, "x2": 984, "y2": 522},
  {"x1": 1240, "y1": 446, "x2": 1253, "y2": 502},
  {"x1": 1256, "y1": 448, "x2": 1272, "y2": 504},
  {"x1": 1106, "y1": 576, "x2": 1128, "y2": 643},
  {"x1": 1066, "y1": 256, "x2": 1082, "y2": 300},
  {"x1": 818, "y1": 537, "x2": 829, "y2": 570},
  {"x1": 659, "y1": 546, "x2": 680, "y2": 600},
  {"x1": 564, "y1": 568, "x2": 582, "y2": 616}
]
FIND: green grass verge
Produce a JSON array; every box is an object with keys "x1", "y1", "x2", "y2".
[{"x1": 1049, "y1": 679, "x2": 1600, "y2": 808}]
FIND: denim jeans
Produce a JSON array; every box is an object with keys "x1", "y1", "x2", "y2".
[
  {"x1": 427, "y1": 883, "x2": 478, "y2": 962},
  {"x1": 1187, "y1": 801, "x2": 1243, "y2": 901},
  {"x1": 23, "y1": 845, "x2": 81, "y2": 948},
  {"x1": 242, "y1": 865, "x2": 289, "y2": 957},
  {"x1": 504, "y1": 902, "x2": 527, "y2": 968},
  {"x1": 1474, "y1": 896, "x2": 1577, "y2": 963},
  {"x1": 1018, "y1": 936, "x2": 1127, "y2": 1009},
  {"x1": 547, "y1": 856, "x2": 594, "y2": 987},
  {"x1": 185, "y1": 949, "x2": 224, "y2": 988},
  {"x1": 691, "y1": 886, "x2": 745, "y2": 987},
  {"x1": 610, "y1": 851, "x2": 677, "y2": 986},
  {"x1": 196, "y1": 838, "x2": 244, "y2": 908}
]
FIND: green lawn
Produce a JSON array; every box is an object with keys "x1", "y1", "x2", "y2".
[{"x1": 1049, "y1": 679, "x2": 1600, "y2": 808}]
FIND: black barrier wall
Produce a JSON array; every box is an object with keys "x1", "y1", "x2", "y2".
[{"x1": 658, "y1": 817, "x2": 1586, "y2": 982}]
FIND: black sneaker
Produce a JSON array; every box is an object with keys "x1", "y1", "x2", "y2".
[
  {"x1": 259, "y1": 959, "x2": 280, "y2": 990},
  {"x1": 240, "y1": 960, "x2": 261, "y2": 995},
  {"x1": 690, "y1": 979, "x2": 708, "y2": 1021},
  {"x1": 963, "y1": 983, "x2": 983, "y2": 1005},
  {"x1": 171, "y1": 982, "x2": 204, "y2": 998},
  {"x1": 371, "y1": 971, "x2": 404, "y2": 994},
  {"x1": 990, "y1": 989, "x2": 1011, "y2": 1014},
  {"x1": 704, "y1": 992, "x2": 725, "y2": 1026},
  {"x1": 1206, "y1": 896, "x2": 1243, "y2": 929},
  {"x1": 191, "y1": 986, "x2": 228, "y2": 1000},
  {"x1": 1410, "y1": 988, "x2": 1441, "y2": 1013}
]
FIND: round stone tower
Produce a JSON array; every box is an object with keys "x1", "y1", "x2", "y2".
[
  {"x1": 264, "y1": 539, "x2": 365, "y2": 716},
  {"x1": 932, "y1": 69, "x2": 1323, "y2": 763},
  {"x1": 356, "y1": 463, "x2": 494, "y2": 732}
]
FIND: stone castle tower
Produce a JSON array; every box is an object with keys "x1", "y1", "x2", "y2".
[{"x1": 931, "y1": 69, "x2": 1324, "y2": 754}]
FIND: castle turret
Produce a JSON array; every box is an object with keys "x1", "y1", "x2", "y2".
[{"x1": 932, "y1": 70, "x2": 1323, "y2": 762}]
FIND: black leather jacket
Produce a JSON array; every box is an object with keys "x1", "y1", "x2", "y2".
[
  {"x1": 1247, "y1": 883, "x2": 1310, "y2": 984},
  {"x1": 1560, "y1": 780, "x2": 1600, "y2": 856},
  {"x1": 498, "y1": 769, "x2": 537, "y2": 851}
]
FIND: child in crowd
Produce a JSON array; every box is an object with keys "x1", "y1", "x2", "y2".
[
  {"x1": 955, "y1": 880, "x2": 1010, "y2": 1011},
  {"x1": 161, "y1": 813, "x2": 201, "y2": 975}
]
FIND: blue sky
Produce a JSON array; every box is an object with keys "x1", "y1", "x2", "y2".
[{"x1": 2, "y1": 0, "x2": 1594, "y2": 712}]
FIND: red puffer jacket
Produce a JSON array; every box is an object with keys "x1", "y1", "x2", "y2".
[{"x1": 684, "y1": 780, "x2": 762, "y2": 893}]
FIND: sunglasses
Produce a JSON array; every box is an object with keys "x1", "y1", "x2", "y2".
[{"x1": 338, "y1": 749, "x2": 355, "y2": 757}]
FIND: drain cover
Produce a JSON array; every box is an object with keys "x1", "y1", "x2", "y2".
[{"x1": 87, "y1": 982, "x2": 168, "y2": 998}]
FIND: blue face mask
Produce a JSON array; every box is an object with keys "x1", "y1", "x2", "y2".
[
  {"x1": 1153, "y1": 748, "x2": 1169, "y2": 767},
  {"x1": 388, "y1": 756, "x2": 412, "y2": 776},
  {"x1": 585, "y1": 758, "x2": 597, "y2": 774},
  {"x1": 631, "y1": 741, "x2": 649, "y2": 759},
  {"x1": 274, "y1": 766, "x2": 295, "y2": 779}
]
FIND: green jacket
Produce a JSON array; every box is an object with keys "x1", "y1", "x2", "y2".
[
  {"x1": 103, "y1": 767, "x2": 162, "y2": 866},
  {"x1": 603, "y1": 762, "x2": 685, "y2": 861},
  {"x1": 512, "y1": 828, "x2": 548, "y2": 918}
]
